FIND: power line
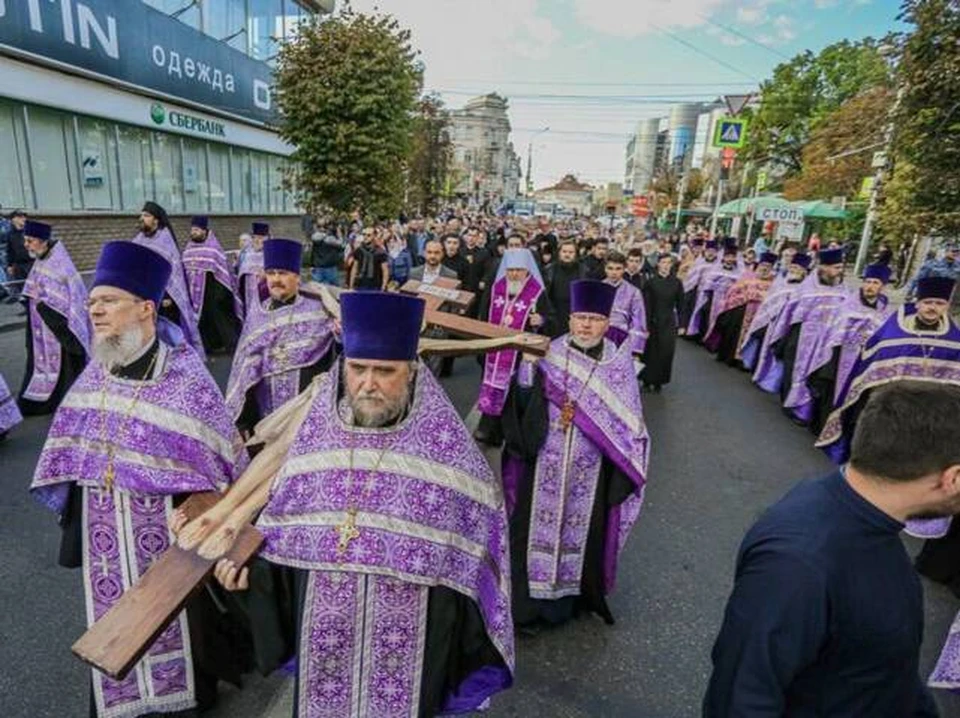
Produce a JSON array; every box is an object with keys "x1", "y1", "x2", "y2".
[
  {"x1": 650, "y1": 23, "x2": 761, "y2": 82},
  {"x1": 696, "y1": 13, "x2": 792, "y2": 61}
]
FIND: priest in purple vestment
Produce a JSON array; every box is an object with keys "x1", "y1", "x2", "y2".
[
  {"x1": 237, "y1": 221, "x2": 269, "y2": 317},
  {"x1": 18, "y1": 220, "x2": 90, "y2": 416},
  {"x1": 0, "y1": 370, "x2": 23, "y2": 438},
  {"x1": 182, "y1": 216, "x2": 243, "y2": 354},
  {"x1": 753, "y1": 248, "x2": 849, "y2": 406},
  {"x1": 30, "y1": 241, "x2": 249, "y2": 717},
  {"x1": 133, "y1": 201, "x2": 205, "y2": 360},
  {"x1": 789, "y1": 263, "x2": 893, "y2": 433},
  {"x1": 688, "y1": 237, "x2": 743, "y2": 342},
  {"x1": 497, "y1": 280, "x2": 649, "y2": 631},
  {"x1": 474, "y1": 248, "x2": 553, "y2": 446},
  {"x1": 704, "y1": 251, "x2": 777, "y2": 367},
  {"x1": 740, "y1": 252, "x2": 811, "y2": 371},
  {"x1": 226, "y1": 238, "x2": 336, "y2": 439},
  {"x1": 603, "y1": 251, "x2": 648, "y2": 367},
  {"x1": 680, "y1": 238, "x2": 719, "y2": 332},
  {"x1": 213, "y1": 291, "x2": 516, "y2": 718}
]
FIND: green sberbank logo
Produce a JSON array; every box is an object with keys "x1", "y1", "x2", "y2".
[{"x1": 148, "y1": 103, "x2": 226, "y2": 139}]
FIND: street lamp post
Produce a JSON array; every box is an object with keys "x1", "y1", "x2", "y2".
[{"x1": 526, "y1": 127, "x2": 550, "y2": 195}]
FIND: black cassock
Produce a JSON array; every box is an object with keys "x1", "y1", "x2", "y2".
[
  {"x1": 712, "y1": 305, "x2": 747, "y2": 367},
  {"x1": 770, "y1": 322, "x2": 802, "y2": 407},
  {"x1": 197, "y1": 274, "x2": 241, "y2": 354},
  {"x1": 19, "y1": 303, "x2": 87, "y2": 416},
  {"x1": 225, "y1": 562, "x2": 504, "y2": 717},
  {"x1": 641, "y1": 274, "x2": 684, "y2": 387},
  {"x1": 54, "y1": 342, "x2": 253, "y2": 718},
  {"x1": 498, "y1": 348, "x2": 634, "y2": 628},
  {"x1": 805, "y1": 346, "x2": 840, "y2": 436}
]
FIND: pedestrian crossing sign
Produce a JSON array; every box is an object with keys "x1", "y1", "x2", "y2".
[{"x1": 712, "y1": 117, "x2": 748, "y2": 149}]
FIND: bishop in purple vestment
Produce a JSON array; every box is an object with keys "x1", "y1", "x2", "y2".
[
  {"x1": 18, "y1": 220, "x2": 90, "y2": 416},
  {"x1": 132, "y1": 201, "x2": 205, "y2": 360},
  {"x1": 603, "y1": 251, "x2": 648, "y2": 360},
  {"x1": 498, "y1": 280, "x2": 649, "y2": 630},
  {"x1": 474, "y1": 248, "x2": 553, "y2": 446},
  {"x1": 226, "y1": 238, "x2": 336, "y2": 439},
  {"x1": 788, "y1": 263, "x2": 893, "y2": 433},
  {"x1": 213, "y1": 291, "x2": 516, "y2": 718},
  {"x1": 182, "y1": 216, "x2": 243, "y2": 354},
  {"x1": 30, "y1": 241, "x2": 248, "y2": 717},
  {"x1": 752, "y1": 248, "x2": 849, "y2": 406}
]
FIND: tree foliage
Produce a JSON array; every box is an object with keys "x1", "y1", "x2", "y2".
[
  {"x1": 406, "y1": 93, "x2": 453, "y2": 216},
  {"x1": 650, "y1": 167, "x2": 705, "y2": 210},
  {"x1": 782, "y1": 87, "x2": 894, "y2": 201},
  {"x1": 879, "y1": 0, "x2": 960, "y2": 239},
  {"x1": 275, "y1": 6, "x2": 422, "y2": 218},
  {"x1": 742, "y1": 39, "x2": 893, "y2": 175}
]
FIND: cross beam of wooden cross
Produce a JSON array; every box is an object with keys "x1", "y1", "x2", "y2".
[
  {"x1": 72, "y1": 284, "x2": 552, "y2": 680},
  {"x1": 400, "y1": 277, "x2": 474, "y2": 313}
]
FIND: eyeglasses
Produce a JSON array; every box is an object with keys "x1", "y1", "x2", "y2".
[{"x1": 84, "y1": 296, "x2": 142, "y2": 310}]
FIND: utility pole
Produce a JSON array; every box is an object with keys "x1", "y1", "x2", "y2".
[
  {"x1": 674, "y1": 173, "x2": 687, "y2": 231},
  {"x1": 709, "y1": 179, "x2": 724, "y2": 238}
]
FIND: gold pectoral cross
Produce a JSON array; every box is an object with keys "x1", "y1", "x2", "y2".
[
  {"x1": 335, "y1": 508, "x2": 360, "y2": 559},
  {"x1": 104, "y1": 457, "x2": 116, "y2": 493},
  {"x1": 557, "y1": 399, "x2": 576, "y2": 431},
  {"x1": 270, "y1": 344, "x2": 290, "y2": 368}
]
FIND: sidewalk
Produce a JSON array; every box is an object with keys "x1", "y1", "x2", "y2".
[{"x1": 0, "y1": 300, "x2": 25, "y2": 335}]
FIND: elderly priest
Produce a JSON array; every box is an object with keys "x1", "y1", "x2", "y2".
[
  {"x1": 499, "y1": 280, "x2": 649, "y2": 632},
  {"x1": 212, "y1": 291, "x2": 516, "y2": 718},
  {"x1": 30, "y1": 241, "x2": 248, "y2": 717}
]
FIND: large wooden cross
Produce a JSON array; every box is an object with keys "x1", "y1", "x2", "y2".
[{"x1": 72, "y1": 284, "x2": 549, "y2": 680}]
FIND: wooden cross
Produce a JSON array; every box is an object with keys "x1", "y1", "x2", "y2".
[
  {"x1": 71, "y1": 284, "x2": 551, "y2": 680},
  {"x1": 399, "y1": 277, "x2": 474, "y2": 313}
]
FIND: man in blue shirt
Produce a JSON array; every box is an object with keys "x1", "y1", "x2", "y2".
[{"x1": 705, "y1": 381, "x2": 960, "y2": 717}]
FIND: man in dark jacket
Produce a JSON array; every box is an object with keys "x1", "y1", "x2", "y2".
[
  {"x1": 308, "y1": 220, "x2": 344, "y2": 286},
  {"x1": 545, "y1": 239, "x2": 584, "y2": 338},
  {"x1": 6, "y1": 210, "x2": 31, "y2": 300}
]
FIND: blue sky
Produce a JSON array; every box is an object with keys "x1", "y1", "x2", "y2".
[{"x1": 352, "y1": 0, "x2": 905, "y2": 188}]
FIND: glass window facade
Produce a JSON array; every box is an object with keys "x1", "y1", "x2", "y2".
[{"x1": 0, "y1": 98, "x2": 295, "y2": 215}]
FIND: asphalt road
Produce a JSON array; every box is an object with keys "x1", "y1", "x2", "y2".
[{"x1": 2, "y1": 330, "x2": 959, "y2": 718}]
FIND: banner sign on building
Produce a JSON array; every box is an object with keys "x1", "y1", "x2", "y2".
[{"x1": 0, "y1": 0, "x2": 275, "y2": 125}]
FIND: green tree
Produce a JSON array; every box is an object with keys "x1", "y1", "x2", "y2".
[
  {"x1": 275, "y1": 6, "x2": 422, "y2": 219},
  {"x1": 650, "y1": 167, "x2": 704, "y2": 210},
  {"x1": 782, "y1": 86, "x2": 894, "y2": 201},
  {"x1": 743, "y1": 39, "x2": 893, "y2": 174},
  {"x1": 879, "y1": 0, "x2": 960, "y2": 239},
  {"x1": 406, "y1": 93, "x2": 453, "y2": 216}
]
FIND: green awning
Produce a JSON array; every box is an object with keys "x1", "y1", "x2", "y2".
[
  {"x1": 791, "y1": 200, "x2": 849, "y2": 220},
  {"x1": 714, "y1": 195, "x2": 792, "y2": 217}
]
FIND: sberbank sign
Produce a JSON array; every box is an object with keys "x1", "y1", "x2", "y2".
[{"x1": 150, "y1": 103, "x2": 226, "y2": 139}]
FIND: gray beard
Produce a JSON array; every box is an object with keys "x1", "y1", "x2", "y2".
[
  {"x1": 507, "y1": 280, "x2": 523, "y2": 296},
  {"x1": 93, "y1": 325, "x2": 147, "y2": 372},
  {"x1": 341, "y1": 382, "x2": 414, "y2": 428},
  {"x1": 571, "y1": 334, "x2": 603, "y2": 350}
]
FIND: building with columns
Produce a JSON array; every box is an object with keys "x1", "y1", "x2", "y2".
[{"x1": 449, "y1": 93, "x2": 521, "y2": 206}]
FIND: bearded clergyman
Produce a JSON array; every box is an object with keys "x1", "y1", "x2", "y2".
[
  {"x1": 30, "y1": 241, "x2": 248, "y2": 717},
  {"x1": 496, "y1": 280, "x2": 649, "y2": 632},
  {"x1": 208, "y1": 291, "x2": 516, "y2": 717}
]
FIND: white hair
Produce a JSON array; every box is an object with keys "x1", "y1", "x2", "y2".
[{"x1": 93, "y1": 324, "x2": 146, "y2": 372}]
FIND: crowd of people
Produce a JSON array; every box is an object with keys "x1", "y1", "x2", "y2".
[{"x1": 3, "y1": 201, "x2": 960, "y2": 717}]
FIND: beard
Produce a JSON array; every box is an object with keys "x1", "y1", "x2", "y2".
[
  {"x1": 345, "y1": 381, "x2": 413, "y2": 428},
  {"x1": 571, "y1": 333, "x2": 604, "y2": 350},
  {"x1": 506, "y1": 279, "x2": 523, "y2": 296},
  {"x1": 818, "y1": 270, "x2": 841, "y2": 286},
  {"x1": 93, "y1": 325, "x2": 147, "y2": 372}
]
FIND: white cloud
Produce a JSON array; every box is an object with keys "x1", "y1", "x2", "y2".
[
  {"x1": 706, "y1": 25, "x2": 747, "y2": 46},
  {"x1": 571, "y1": 0, "x2": 725, "y2": 38},
  {"x1": 813, "y1": 0, "x2": 839, "y2": 7},
  {"x1": 771, "y1": 14, "x2": 797, "y2": 41},
  {"x1": 347, "y1": 0, "x2": 561, "y2": 81},
  {"x1": 736, "y1": 6, "x2": 768, "y2": 25}
]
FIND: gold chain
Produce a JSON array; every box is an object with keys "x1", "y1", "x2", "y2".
[
  {"x1": 335, "y1": 422, "x2": 397, "y2": 560},
  {"x1": 557, "y1": 339, "x2": 600, "y2": 432},
  {"x1": 97, "y1": 347, "x2": 160, "y2": 493}
]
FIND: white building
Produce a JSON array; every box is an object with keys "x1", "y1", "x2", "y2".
[
  {"x1": 534, "y1": 174, "x2": 594, "y2": 216},
  {"x1": 449, "y1": 93, "x2": 521, "y2": 204}
]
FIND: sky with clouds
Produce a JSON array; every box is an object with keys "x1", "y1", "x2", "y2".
[{"x1": 349, "y1": 0, "x2": 904, "y2": 190}]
